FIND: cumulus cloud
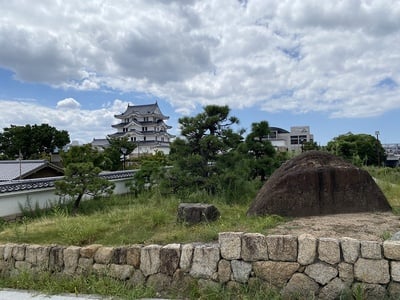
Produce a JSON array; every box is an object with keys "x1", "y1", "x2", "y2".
[
  {"x1": 0, "y1": 0, "x2": 400, "y2": 120},
  {"x1": 56, "y1": 98, "x2": 81, "y2": 110},
  {"x1": 0, "y1": 99, "x2": 130, "y2": 144}
]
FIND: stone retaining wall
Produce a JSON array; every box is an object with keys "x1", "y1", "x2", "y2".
[{"x1": 2, "y1": 233, "x2": 400, "y2": 299}]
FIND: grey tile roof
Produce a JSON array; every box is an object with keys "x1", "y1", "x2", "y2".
[
  {"x1": 126, "y1": 103, "x2": 158, "y2": 115},
  {"x1": 115, "y1": 102, "x2": 168, "y2": 119},
  {"x1": 0, "y1": 170, "x2": 136, "y2": 194},
  {"x1": 91, "y1": 138, "x2": 110, "y2": 148},
  {"x1": 0, "y1": 160, "x2": 62, "y2": 181}
]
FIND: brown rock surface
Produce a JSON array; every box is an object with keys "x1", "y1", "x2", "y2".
[{"x1": 247, "y1": 151, "x2": 391, "y2": 217}]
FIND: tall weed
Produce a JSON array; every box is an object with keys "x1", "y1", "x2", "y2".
[
  {"x1": 0, "y1": 270, "x2": 156, "y2": 299},
  {"x1": 365, "y1": 166, "x2": 400, "y2": 209},
  {"x1": 0, "y1": 192, "x2": 284, "y2": 246}
]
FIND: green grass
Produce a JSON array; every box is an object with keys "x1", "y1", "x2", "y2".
[
  {"x1": 0, "y1": 270, "x2": 284, "y2": 300},
  {"x1": 1, "y1": 167, "x2": 399, "y2": 247},
  {"x1": 0, "y1": 190, "x2": 285, "y2": 298},
  {"x1": 364, "y1": 166, "x2": 400, "y2": 210},
  {"x1": 0, "y1": 189, "x2": 284, "y2": 246},
  {"x1": 1, "y1": 168, "x2": 400, "y2": 299},
  {"x1": 0, "y1": 271, "x2": 156, "y2": 299}
]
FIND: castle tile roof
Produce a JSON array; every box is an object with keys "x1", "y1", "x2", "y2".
[{"x1": 114, "y1": 102, "x2": 168, "y2": 119}]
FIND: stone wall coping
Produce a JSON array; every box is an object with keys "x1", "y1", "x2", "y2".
[
  {"x1": 3, "y1": 232, "x2": 400, "y2": 298},
  {"x1": 0, "y1": 170, "x2": 136, "y2": 194}
]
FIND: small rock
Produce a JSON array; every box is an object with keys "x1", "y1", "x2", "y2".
[{"x1": 177, "y1": 203, "x2": 220, "y2": 225}]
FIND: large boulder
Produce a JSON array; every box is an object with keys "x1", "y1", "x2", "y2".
[{"x1": 247, "y1": 151, "x2": 391, "y2": 217}]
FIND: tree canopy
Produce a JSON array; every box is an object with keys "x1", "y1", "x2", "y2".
[
  {"x1": 178, "y1": 105, "x2": 242, "y2": 161},
  {"x1": 161, "y1": 105, "x2": 281, "y2": 203},
  {"x1": 0, "y1": 124, "x2": 70, "y2": 159},
  {"x1": 326, "y1": 133, "x2": 386, "y2": 166},
  {"x1": 102, "y1": 137, "x2": 136, "y2": 171},
  {"x1": 167, "y1": 105, "x2": 244, "y2": 195},
  {"x1": 61, "y1": 144, "x2": 105, "y2": 168},
  {"x1": 55, "y1": 145, "x2": 114, "y2": 213},
  {"x1": 244, "y1": 121, "x2": 278, "y2": 181},
  {"x1": 131, "y1": 151, "x2": 168, "y2": 195}
]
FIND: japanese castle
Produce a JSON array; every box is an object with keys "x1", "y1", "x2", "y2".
[{"x1": 109, "y1": 102, "x2": 175, "y2": 156}]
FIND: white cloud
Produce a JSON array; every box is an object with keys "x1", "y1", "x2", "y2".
[
  {"x1": 0, "y1": 99, "x2": 130, "y2": 144},
  {"x1": 56, "y1": 98, "x2": 81, "y2": 110},
  {"x1": 0, "y1": 0, "x2": 400, "y2": 120}
]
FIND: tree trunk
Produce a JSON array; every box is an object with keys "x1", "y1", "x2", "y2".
[{"x1": 72, "y1": 193, "x2": 83, "y2": 215}]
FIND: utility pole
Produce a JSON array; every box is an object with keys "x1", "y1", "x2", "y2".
[
  {"x1": 375, "y1": 131, "x2": 380, "y2": 167},
  {"x1": 18, "y1": 149, "x2": 23, "y2": 180},
  {"x1": 120, "y1": 147, "x2": 127, "y2": 170}
]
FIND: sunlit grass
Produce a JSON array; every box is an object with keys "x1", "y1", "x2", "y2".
[
  {"x1": 0, "y1": 191, "x2": 284, "y2": 246},
  {"x1": 0, "y1": 271, "x2": 156, "y2": 299},
  {"x1": 365, "y1": 166, "x2": 400, "y2": 210},
  {"x1": 2, "y1": 166, "x2": 399, "y2": 247},
  {"x1": 0, "y1": 269, "x2": 283, "y2": 300},
  {"x1": 1, "y1": 167, "x2": 399, "y2": 299}
]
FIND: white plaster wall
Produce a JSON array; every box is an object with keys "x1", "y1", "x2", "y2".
[
  {"x1": 112, "y1": 178, "x2": 132, "y2": 194},
  {"x1": 0, "y1": 177, "x2": 133, "y2": 218},
  {"x1": 0, "y1": 188, "x2": 56, "y2": 217}
]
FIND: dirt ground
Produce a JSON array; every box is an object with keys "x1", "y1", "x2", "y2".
[{"x1": 268, "y1": 211, "x2": 400, "y2": 242}]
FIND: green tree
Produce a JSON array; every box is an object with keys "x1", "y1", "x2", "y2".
[
  {"x1": 0, "y1": 124, "x2": 70, "y2": 159},
  {"x1": 209, "y1": 145, "x2": 257, "y2": 203},
  {"x1": 131, "y1": 151, "x2": 168, "y2": 195},
  {"x1": 326, "y1": 133, "x2": 386, "y2": 166},
  {"x1": 55, "y1": 145, "x2": 114, "y2": 213},
  {"x1": 244, "y1": 121, "x2": 276, "y2": 181},
  {"x1": 166, "y1": 105, "x2": 245, "y2": 196},
  {"x1": 179, "y1": 105, "x2": 241, "y2": 162},
  {"x1": 61, "y1": 144, "x2": 105, "y2": 168},
  {"x1": 302, "y1": 140, "x2": 320, "y2": 151},
  {"x1": 102, "y1": 137, "x2": 136, "y2": 171}
]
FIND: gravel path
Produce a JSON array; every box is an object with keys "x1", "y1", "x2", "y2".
[{"x1": 268, "y1": 211, "x2": 400, "y2": 241}]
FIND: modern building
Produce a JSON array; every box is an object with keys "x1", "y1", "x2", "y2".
[
  {"x1": 109, "y1": 102, "x2": 175, "y2": 156},
  {"x1": 267, "y1": 126, "x2": 314, "y2": 152},
  {"x1": 383, "y1": 144, "x2": 400, "y2": 167}
]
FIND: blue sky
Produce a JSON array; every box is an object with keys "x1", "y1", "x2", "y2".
[{"x1": 1, "y1": 1, "x2": 399, "y2": 145}]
